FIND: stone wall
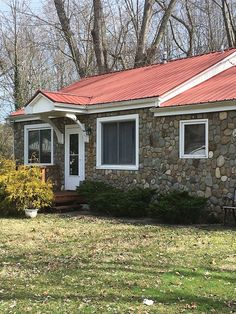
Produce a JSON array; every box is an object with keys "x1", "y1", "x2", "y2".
[
  {"x1": 81, "y1": 109, "x2": 236, "y2": 216},
  {"x1": 13, "y1": 108, "x2": 236, "y2": 215}
]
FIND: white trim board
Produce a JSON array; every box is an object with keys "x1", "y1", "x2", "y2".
[
  {"x1": 179, "y1": 119, "x2": 209, "y2": 159},
  {"x1": 11, "y1": 99, "x2": 157, "y2": 123},
  {"x1": 152, "y1": 100, "x2": 236, "y2": 117},
  {"x1": 24, "y1": 123, "x2": 54, "y2": 166},
  {"x1": 64, "y1": 124, "x2": 85, "y2": 189},
  {"x1": 96, "y1": 114, "x2": 139, "y2": 171}
]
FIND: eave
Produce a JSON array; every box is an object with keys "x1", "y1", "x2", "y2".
[
  {"x1": 151, "y1": 99, "x2": 236, "y2": 117},
  {"x1": 9, "y1": 95, "x2": 160, "y2": 122}
]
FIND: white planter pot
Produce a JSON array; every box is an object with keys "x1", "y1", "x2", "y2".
[{"x1": 24, "y1": 208, "x2": 38, "y2": 218}]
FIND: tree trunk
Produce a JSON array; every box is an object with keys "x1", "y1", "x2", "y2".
[
  {"x1": 221, "y1": 0, "x2": 236, "y2": 47},
  {"x1": 91, "y1": 0, "x2": 109, "y2": 74},
  {"x1": 146, "y1": 0, "x2": 177, "y2": 64},
  {"x1": 53, "y1": 0, "x2": 85, "y2": 78},
  {"x1": 134, "y1": 0, "x2": 155, "y2": 67}
]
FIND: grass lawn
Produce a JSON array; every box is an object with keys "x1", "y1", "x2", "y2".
[{"x1": 0, "y1": 215, "x2": 235, "y2": 314}]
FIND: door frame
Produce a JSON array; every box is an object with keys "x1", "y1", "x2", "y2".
[{"x1": 64, "y1": 124, "x2": 85, "y2": 190}]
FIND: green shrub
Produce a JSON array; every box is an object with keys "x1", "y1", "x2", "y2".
[
  {"x1": 121, "y1": 188, "x2": 156, "y2": 217},
  {"x1": 89, "y1": 189, "x2": 125, "y2": 215},
  {"x1": 76, "y1": 180, "x2": 115, "y2": 201},
  {"x1": 77, "y1": 181, "x2": 154, "y2": 218},
  {"x1": 0, "y1": 159, "x2": 53, "y2": 216},
  {"x1": 148, "y1": 190, "x2": 207, "y2": 224}
]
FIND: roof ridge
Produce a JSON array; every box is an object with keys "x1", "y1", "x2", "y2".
[{"x1": 60, "y1": 48, "x2": 236, "y2": 90}]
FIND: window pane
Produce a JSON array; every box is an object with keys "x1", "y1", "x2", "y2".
[
  {"x1": 69, "y1": 134, "x2": 79, "y2": 176},
  {"x1": 119, "y1": 121, "x2": 135, "y2": 164},
  {"x1": 102, "y1": 122, "x2": 118, "y2": 164},
  {"x1": 40, "y1": 129, "x2": 52, "y2": 163},
  {"x1": 184, "y1": 123, "x2": 206, "y2": 155},
  {"x1": 70, "y1": 156, "x2": 79, "y2": 175},
  {"x1": 70, "y1": 134, "x2": 78, "y2": 155},
  {"x1": 28, "y1": 130, "x2": 40, "y2": 163}
]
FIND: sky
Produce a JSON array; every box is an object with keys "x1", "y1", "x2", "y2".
[{"x1": 0, "y1": 0, "x2": 42, "y2": 12}]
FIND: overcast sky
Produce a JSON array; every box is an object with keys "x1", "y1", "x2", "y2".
[{"x1": 0, "y1": 0, "x2": 42, "y2": 13}]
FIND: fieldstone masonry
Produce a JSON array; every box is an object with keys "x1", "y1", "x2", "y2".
[{"x1": 13, "y1": 108, "x2": 236, "y2": 216}]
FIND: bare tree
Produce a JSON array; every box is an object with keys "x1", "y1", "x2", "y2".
[
  {"x1": 91, "y1": 0, "x2": 109, "y2": 74},
  {"x1": 130, "y1": 0, "x2": 178, "y2": 67},
  {"x1": 53, "y1": 0, "x2": 86, "y2": 78},
  {"x1": 146, "y1": 0, "x2": 177, "y2": 63},
  {"x1": 134, "y1": 0, "x2": 155, "y2": 67},
  {"x1": 0, "y1": 0, "x2": 30, "y2": 110},
  {"x1": 212, "y1": 0, "x2": 236, "y2": 47},
  {"x1": 1, "y1": 0, "x2": 236, "y2": 121},
  {"x1": 221, "y1": 0, "x2": 236, "y2": 47}
]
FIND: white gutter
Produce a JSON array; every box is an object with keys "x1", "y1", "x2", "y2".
[
  {"x1": 54, "y1": 96, "x2": 160, "y2": 112},
  {"x1": 151, "y1": 99, "x2": 236, "y2": 117}
]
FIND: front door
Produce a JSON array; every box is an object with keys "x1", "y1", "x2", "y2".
[{"x1": 65, "y1": 125, "x2": 85, "y2": 190}]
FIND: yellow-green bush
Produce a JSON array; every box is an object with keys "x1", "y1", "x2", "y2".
[
  {"x1": 0, "y1": 157, "x2": 15, "y2": 175},
  {"x1": 0, "y1": 158, "x2": 53, "y2": 216}
]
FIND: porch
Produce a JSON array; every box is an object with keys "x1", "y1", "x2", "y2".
[
  {"x1": 53, "y1": 191, "x2": 85, "y2": 212},
  {"x1": 40, "y1": 168, "x2": 85, "y2": 212}
]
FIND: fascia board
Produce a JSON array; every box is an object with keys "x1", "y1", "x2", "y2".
[{"x1": 152, "y1": 100, "x2": 236, "y2": 117}]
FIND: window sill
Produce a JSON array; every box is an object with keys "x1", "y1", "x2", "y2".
[
  {"x1": 180, "y1": 155, "x2": 208, "y2": 159},
  {"x1": 24, "y1": 163, "x2": 54, "y2": 167},
  {"x1": 96, "y1": 164, "x2": 139, "y2": 171}
]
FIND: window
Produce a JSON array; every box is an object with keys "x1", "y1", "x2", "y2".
[
  {"x1": 24, "y1": 124, "x2": 53, "y2": 165},
  {"x1": 97, "y1": 114, "x2": 139, "y2": 170},
  {"x1": 180, "y1": 119, "x2": 208, "y2": 158}
]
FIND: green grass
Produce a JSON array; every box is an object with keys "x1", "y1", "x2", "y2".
[{"x1": 0, "y1": 215, "x2": 235, "y2": 313}]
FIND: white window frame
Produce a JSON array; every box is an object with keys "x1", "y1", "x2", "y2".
[
  {"x1": 96, "y1": 114, "x2": 139, "y2": 170},
  {"x1": 24, "y1": 123, "x2": 54, "y2": 165},
  {"x1": 179, "y1": 119, "x2": 209, "y2": 159}
]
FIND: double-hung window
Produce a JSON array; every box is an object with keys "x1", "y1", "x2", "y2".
[
  {"x1": 24, "y1": 124, "x2": 53, "y2": 165},
  {"x1": 96, "y1": 114, "x2": 139, "y2": 170},
  {"x1": 180, "y1": 119, "x2": 208, "y2": 158}
]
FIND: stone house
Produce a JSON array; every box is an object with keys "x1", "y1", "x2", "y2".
[{"x1": 9, "y1": 49, "x2": 236, "y2": 214}]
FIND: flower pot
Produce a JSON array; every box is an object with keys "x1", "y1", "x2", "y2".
[{"x1": 24, "y1": 208, "x2": 38, "y2": 218}]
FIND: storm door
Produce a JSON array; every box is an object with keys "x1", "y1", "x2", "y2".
[{"x1": 65, "y1": 125, "x2": 84, "y2": 190}]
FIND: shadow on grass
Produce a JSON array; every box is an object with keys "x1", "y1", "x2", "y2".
[
  {"x1": 1, "y1": 246, "x2": 235, "y2": 282},
  {"x1": 0, "y1": 251, "x2": 235, "y2": 312},
  {"x1": 0, "y1": 275, "x2": 234, "y2": 313},
  {"x1": 58, "y1": 211, "x2": 236, "y2": 232},
  {"x1": 0, "y1": 214, "x2": 25, "y2": 220}
]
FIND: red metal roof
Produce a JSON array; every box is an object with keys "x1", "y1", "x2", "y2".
[
  {"x1": 41, "y1": 91, "x2": 90, "y2": 105},
  {"x1": 162, "y1": 66, "x2": 236, "y2": 107},
  {"x1": 59, "y1": 49, "x2": 236, "y2": 105},
  {"x1": 10, "y1": 49, "x2": 236, "y2": 116},
  {"x1": 10, "y1": 108, "x2": 25, "y2": 116}
]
